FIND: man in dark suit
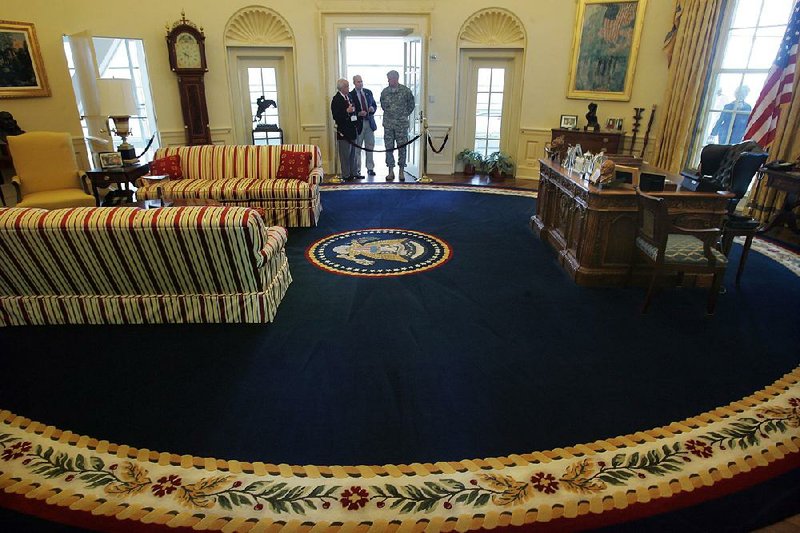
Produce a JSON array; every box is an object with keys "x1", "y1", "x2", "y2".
[
  {"x1": 330, "y1": 78, "x2": 359, "y2": 180},
  {"x1": 350, "y1": 75, "x2": 378, "y2": 176}
]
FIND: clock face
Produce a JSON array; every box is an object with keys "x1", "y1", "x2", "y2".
[{"x1": 175, "y1": 32, "x2": 202, "y2": 69}]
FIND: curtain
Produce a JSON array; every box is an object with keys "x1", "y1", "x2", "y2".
[
  {"x1": 66, "y1": 31, "x2": 113, "y2": 167},
  {"x1": 746, "y1": 29, "x2": 800, "y2": 223},
  {"x1": 652, "y1": 0, "x2": 725, "y2": 173}
]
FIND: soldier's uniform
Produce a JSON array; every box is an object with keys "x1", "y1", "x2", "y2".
[{"x1": 380, "y1": 84, "x2": 415, "y2": 173}]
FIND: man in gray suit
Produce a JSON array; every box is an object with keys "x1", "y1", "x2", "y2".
[{"x1": 350, "y1": 75, "x2": 378, "y2": 176}]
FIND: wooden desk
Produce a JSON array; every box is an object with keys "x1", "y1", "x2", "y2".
[
  {"x1": 760, "y1": 168, "x2": 800, "y2": 233},
  {"x1": 86, "y1": 163, "x2": 150, "y2": 206},
  {"x1": 531, "y1": 158, "x2": 732, "y2": 286}
]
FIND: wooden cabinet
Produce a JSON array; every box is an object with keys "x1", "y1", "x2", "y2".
[
  {"x1": 551, "y1": 128, "x2": 624, "y2": 154},
  {"x1": 531, "y1": 158, "x2": 731, "y2": 286}
]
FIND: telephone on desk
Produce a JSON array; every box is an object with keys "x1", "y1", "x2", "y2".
[{"x1": 679, "y1": 170, "x2": 719, "y2": 192}]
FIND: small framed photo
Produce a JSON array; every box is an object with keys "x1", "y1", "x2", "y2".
[
  {"x1": 615, "y1": 118, "x2": 624, "y2": 130},
  {"x1": 605, "y1": 118, "x2": 617, "y2": 130},
  {"x1": 98, "y1": 151, "x2": 123, "y2": 169},
  {"x1": 560, "y1": 114, "x2": 578, "y2": 129}
]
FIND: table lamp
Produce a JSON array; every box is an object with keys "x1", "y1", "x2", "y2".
[{"x1": 97, "y1": 78, "x2": 139, "y2": 165}]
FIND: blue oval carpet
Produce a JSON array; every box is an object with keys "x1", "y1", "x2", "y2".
[{"x1": 1, "y1": 185, "x2": 798, "y2": 531}]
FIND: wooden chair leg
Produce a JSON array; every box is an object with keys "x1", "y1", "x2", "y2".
[
  {"x1": 720, "y1": 232, "x2": 734, "y2": 256},
  {"x1": 736, "y1": 235, "x2": 754, "y2": 286},
  {"x1": 707, "y1": 270, "x2": 724, "y2": 315},
  {"x1": 642, "y1": 269, "x2": 659, "y2": 313}
]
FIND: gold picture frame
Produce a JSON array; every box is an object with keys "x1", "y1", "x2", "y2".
[
  {"x1": 567, "y1": 0, "x2": 647, "y2": 101},
  {"x1": 0, "y1": 20, "x2": 51, "y2": 99}
]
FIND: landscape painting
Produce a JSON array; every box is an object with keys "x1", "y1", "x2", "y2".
[
  {"x1": 0, "y1": 20, "x2": 51, "y2": 98},
  {"x1": 567, "y1": 0, "x2": 647, "y2": 101}
]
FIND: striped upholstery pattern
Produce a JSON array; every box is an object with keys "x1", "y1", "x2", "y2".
[
  {"x1": 137, "y1": 145, "x2": 323, "y2": 227},
  {"x1": 0, "y1": 207, "x2": 292, "y2": 325}
]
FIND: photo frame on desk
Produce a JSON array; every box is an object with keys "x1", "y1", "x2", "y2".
[
  {"x1": 98, "y1": 151, "x2": 123, "y2": 169},
  {"x1": 560, "y1": 114, "x2": 578, "y2": 129},
  {"x1": 0, "y1": 20, "x2": 50, "y2": 98},
  {"x1": 566, "y1": 0, "x2": 648, "y2": 101}
]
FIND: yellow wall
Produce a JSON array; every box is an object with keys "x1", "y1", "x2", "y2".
[{"x1": 1, "y1": 0, "x2": 674, "y2": 178}]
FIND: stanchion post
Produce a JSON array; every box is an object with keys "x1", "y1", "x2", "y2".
[
  {"x1": 418, "y1": 109, "x2": 433, "y2": 183},
  {"x1": 328, "y1": 126, "x2": 343, "y2": 183}
]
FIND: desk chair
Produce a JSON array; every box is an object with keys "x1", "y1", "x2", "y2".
[
  {"x1": 6, "y1": 132, "x2": 94, "y2": 209},
  {"x1": 718, "y1": 151, "x2": 768, "y2": 285},
  {"x1": 630, "y1": 189, "x2": 728, "y2": 315}
]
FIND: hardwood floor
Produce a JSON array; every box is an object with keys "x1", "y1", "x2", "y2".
[{"x1": 324, "y1": 172, "x2": 539, "y2": 190}]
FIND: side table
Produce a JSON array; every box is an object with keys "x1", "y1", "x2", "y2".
[{"x1": 86, "y1": 163, "x2": 151, "y2": 206}]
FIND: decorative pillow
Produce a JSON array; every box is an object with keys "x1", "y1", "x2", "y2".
[
  {"x1": 149, "y1": 155, "x2": 183, "y2": 180},
  {"x1": 276, "y1": 151, "x2": 311, "y2": 182}
]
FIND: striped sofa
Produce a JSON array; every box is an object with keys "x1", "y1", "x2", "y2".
[
  {"x1": 136, "y1": 144, "x2": 323, "y2": 227},
  {"x1": 0, "y1": 206, "x2": 292, "y2": 326}
]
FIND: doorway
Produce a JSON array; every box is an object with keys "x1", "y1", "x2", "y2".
[{"x1": 341, "y1": 32, "x2": 423, "y2": 179}]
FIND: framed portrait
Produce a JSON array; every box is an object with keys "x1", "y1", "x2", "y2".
[
  {"x1": 605, "y1": 118, "x2": 617, "y2": 130},
  {"x1": 0, "y1": 20, "x2": 50, "y2": 98},
  {"x1": 567, "y1": 0, "x2": 648, "y2": 101},
  {"x1": 99, "y1": 151, "x2": 123, "y2": 169},
  {"x1": 560, "y1": 114, "x2": 578, "y2": 129}
]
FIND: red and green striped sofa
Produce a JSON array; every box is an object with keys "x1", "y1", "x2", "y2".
[
  {"x1": 136, "y1": 144, "x2": 323, "y2": 227},
  {"x1": 0, "y1": 206, "x2": 292, "y2": 325}
]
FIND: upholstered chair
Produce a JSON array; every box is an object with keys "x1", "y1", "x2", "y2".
[
  {"x1": 718, "y1": 151, "x2": 768, "y2": 285},
  {"x1": 7, "y1": 132, "x2": 95, "y2": 209},
  {"x1": 629, "y1": 189, "x2": 729, "y2": 315}
]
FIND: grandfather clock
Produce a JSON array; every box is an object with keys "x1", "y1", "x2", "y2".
[{"x1": 166, "y1": 12, "x2": 212, "y2": 145}]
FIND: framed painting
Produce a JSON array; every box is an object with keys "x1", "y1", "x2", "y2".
[
  {"x1": 0, "y1": 20, "x2": 51, "y2": 98},
  {"x1": 567, "y1": 0, "x2": 647, "y2": 101}
]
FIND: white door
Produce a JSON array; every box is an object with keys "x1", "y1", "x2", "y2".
[
  {"x1": 403, "y1": 36, "x2": 422, "y2": 177},
  {"x1": 465, "y1": 59, "x2": 512, "y2": 158},
  {"x1": 229, "y1": 51, "x2": 298, "y2": 146}
]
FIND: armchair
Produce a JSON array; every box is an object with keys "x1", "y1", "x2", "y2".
[
  {"x1": 718, "y1": 150, "x2": 768, "y2": 285},
  {"x1": 6, "y1": 132, "x2": 94, "y2": 209},
  {"x1": 629, "y1": 189, "x2": 729, "y2": 315}
]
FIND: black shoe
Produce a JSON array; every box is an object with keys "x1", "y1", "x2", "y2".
[
  {"x1": 354, "y1": 174, "x2": 365, "y2": 179},
  {"x1": 367, "y1": 169, "x2": 376, "y2": 176},
  {"x1": 344, "y1": 175, "x2": 355, "y2": 181}
]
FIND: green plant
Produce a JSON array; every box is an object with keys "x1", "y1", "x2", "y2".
[
  {"x1": 455, "y1": 149, "x2": 484, "y2": 169},
  {"x1": 485, "y1": 151, "x2": 514, "y2": 177}
]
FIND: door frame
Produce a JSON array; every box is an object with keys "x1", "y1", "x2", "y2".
[
  {"x1": 455, "y1": 49, "x2": 523, "y2": 165},
  {"x1": 226, "y1": 47, "x2": 299, "y2": 146},
  {"x1": 321, "y1": 12, "x2": 430, "y2": 170}
]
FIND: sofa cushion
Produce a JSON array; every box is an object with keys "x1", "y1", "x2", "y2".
[
  {"x1": 277, "y1": 151, "x2": 312, "y2": 182},
  {"x1": 150, "y1": 154, "x2": 183, "y2": 179},
  {"x1": 137, "y1": 177, "x2": 315, "y2": 201}
]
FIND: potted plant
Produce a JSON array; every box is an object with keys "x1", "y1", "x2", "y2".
[
  {"x1": 486, "y1": 151, "x2": 514, "y2": 180},
  {"x1": 456, "y1": 149, "x2": 484, "y2": 175}
]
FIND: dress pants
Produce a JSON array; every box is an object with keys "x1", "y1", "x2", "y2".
[
  {"x1": 337, "y1": 138, "x2": 358, "y2": 178},
  {"x1": 384, "y1": 124, "x2": 409, "y2": 168},
  {"x1": 355, "y1": 120, "x2": 375, "y2": 174}
]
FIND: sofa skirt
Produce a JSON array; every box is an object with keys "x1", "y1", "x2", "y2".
[{"x1": 0, "y1": 258, "x2": 292, "y2": 326}]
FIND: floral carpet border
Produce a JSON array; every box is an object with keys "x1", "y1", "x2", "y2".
[{"x1": 1, "y1": 370, "x2": 799, "y2": 531}]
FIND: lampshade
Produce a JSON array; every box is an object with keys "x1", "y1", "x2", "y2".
[{"x1": 97, "y1": 78, "x2": 137, "y2": 117}]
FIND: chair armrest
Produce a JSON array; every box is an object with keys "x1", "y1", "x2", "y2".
[
  {"x1": 11, "y1": 175, "x2": 22, "y2": 203},
  {"x1": 308, "y1": 167, "x2": 324, "y2": 186}
]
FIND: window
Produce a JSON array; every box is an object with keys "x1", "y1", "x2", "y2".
[
  {"x1": 689, "y1": 0, "x2": 794, "y2": 165},
  {"x1": 473, "y1": 67, "x2": 504, "y2": 157},
  {"x1": 248, "y1": 67, "x2": 281, "y2": 145},
  {"x1": 63, "y1": 37, "x2": 159, "y2": 161}
]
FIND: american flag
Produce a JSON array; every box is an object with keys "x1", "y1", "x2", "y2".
[
  {"x1": 599, "y1": 3, "x2": 637, "y2": 44},
  {"x1": 743, "y1": 0, "x2": 799, "y2": 148}
]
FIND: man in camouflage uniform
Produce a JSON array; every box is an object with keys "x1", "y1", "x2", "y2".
[{"x1": 380, "y1": 70, "x2": 415, "y2": 181}]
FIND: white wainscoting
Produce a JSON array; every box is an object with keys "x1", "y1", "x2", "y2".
[{"x1": 426, "y1": 123, "x2": 454, "y2": 176}]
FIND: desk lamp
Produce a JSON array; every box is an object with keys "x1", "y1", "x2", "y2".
[{"x1": 97, "y1": 78, "x2": 139, "y2": 165}]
